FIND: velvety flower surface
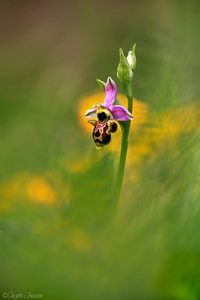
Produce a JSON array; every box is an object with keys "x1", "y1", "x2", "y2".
[{"x1": 85, "y1": 77, "x2": 133, "y2": 121}]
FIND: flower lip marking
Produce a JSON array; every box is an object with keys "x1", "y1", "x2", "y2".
[
  {"x1": 91, "y1": 119, "x2": 115, "y2": 148},
  {"x1": 96, "y1": 104, "x2": 112, "y2": 123},
  {"x1": 87, "y1": 106, "x2": 118, "y2": 148},
  {"x1": 97, "y1": 111, "x2": 107, "y2": 122}
]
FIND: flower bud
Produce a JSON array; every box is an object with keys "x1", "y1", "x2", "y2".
[
  {"x1": 127, "y1": 44, "x2": 136, "y2": 71},
  {"x1": 117, "y1": 48, "x2": 132, "y2": 84}
]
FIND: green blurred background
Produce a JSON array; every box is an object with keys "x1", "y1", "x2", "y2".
[{"x1": 0, "y1": 0, "x2": 200, "y2": 299}]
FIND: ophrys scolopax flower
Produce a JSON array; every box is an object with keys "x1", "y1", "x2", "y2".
[{"x1": 85, "y1": 77, "x2": 133, "y2": 148}]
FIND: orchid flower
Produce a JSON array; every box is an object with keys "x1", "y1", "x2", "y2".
[{"x1": 85, "y1": 77, "x2": 133, "y2": 122}]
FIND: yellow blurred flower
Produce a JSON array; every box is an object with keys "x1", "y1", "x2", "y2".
[
  {"x1": 153, "y1": 104, "x2": 199, "y2": 145},
  {"x1": 0, "y1": 173, "x2": 71, "y2": 212},
  {"x1": 25, "y1": 176, "x2": 57, "y2": 204}
]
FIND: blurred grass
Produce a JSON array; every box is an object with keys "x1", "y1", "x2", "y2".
[{"x1": 0, "y1": 0, "x2": 200, "y2": 299}]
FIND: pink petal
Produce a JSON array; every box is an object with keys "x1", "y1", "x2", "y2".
[
  {"x1": 103, "y1": 77, "x2": 118, "y2": 107},
  {"x1": 85, "y1": 107, "x2": 97, "y2": 118},
  {"x1": 109, "y1": 105, "x2": 133, "y2": 121}
]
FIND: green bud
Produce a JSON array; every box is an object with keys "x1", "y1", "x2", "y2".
[
  {"x1": 127, "y1": 44, "x2": 136, "y2": 71},
  {"x1": 117, "y1": 48, "x2": 132, "y2": 84},
  {"x1": 113, "y1": 97, "x2": 121, "y2": 105},
  {"x1": 96, "y1": 79, "x2": 106, "y2": 91}
]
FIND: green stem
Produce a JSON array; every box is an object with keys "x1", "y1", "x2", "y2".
[{"x1": 114, "y1": 85, "x2": 133, "y2": 202}]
